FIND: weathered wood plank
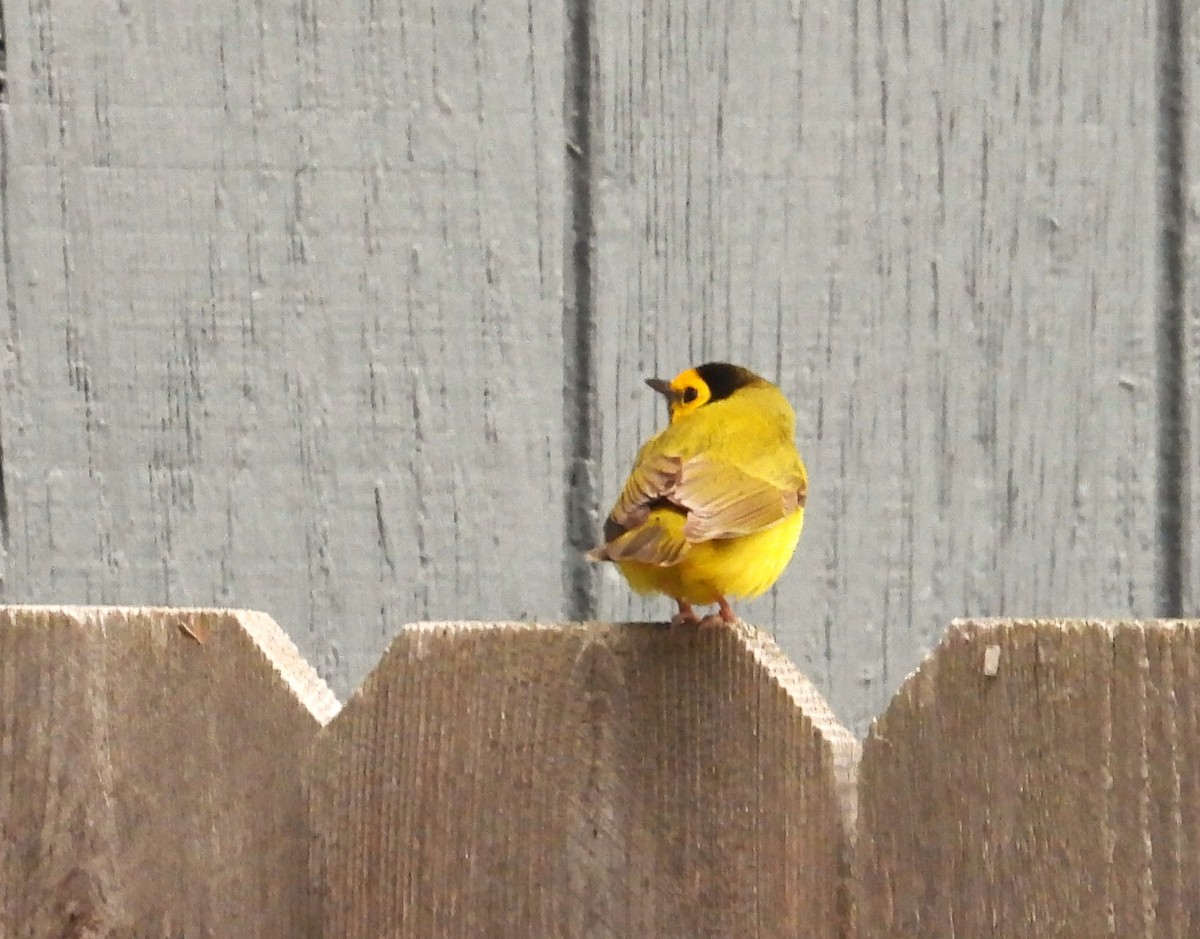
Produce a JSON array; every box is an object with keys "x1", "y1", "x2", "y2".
[
  {"x1": 310, "y1": 621, "x2": 858, "y2": 938},
  {"x1": 857, "y1": 619, "x2": 1200, "y2": 937},
  {"x1": 0, "y1": 606, "x2": 337, "y2": 936},
  {"x1": 0, "y1": 0, "x2": 566, "y2": 696},
  {"x1": 591, "y1": 0, "x2": 1161, "y2": 734}
]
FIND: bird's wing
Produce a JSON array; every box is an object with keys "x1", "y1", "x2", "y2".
[
  {"x1": 593, "y1": 511, "x2": 690, "y2": 566},
  {"x1": 586, "y1": 448, "x2": 684, "y2": 551},
  {"x1": 587, "y1": 444, "x2": 805, "y2": 563},
  {"x1": 675, "y1": 454, "x2": 805, "y2": 542}
]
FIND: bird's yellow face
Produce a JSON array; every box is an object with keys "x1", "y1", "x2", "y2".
[
  {"x1": 646, "y1": 363, "x2": 764, "y2": 425},
  {"x1": 645, "y1": 368, "x2": 711, "y2": 424}
]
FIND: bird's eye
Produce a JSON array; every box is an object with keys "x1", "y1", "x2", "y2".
[{"x1": 682, "y1": 387, "x2": 699, "y2": 403}]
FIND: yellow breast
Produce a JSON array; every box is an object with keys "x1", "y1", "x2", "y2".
[{"x1": 615, "y1": 506, "x2": 804, "y2": 606}]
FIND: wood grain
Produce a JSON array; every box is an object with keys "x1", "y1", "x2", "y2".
[
  {"x1": 857, "y1": 618, "x2": 1200, "y2": 937},
  {"x1": 590, "y1": 0, "x2": 1161, "y2": 734},
  {"x1": 0, "y1": 0, "x2": 566, "y2": 697},
  {"x1": 0, "y1": 605, "x2": 337, "y2": 936},
  {"x1": 310, "y1": 620, "x2": 858, "y2": 938}
]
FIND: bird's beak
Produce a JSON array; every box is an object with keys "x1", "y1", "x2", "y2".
[{"x1": 645, "y1": 377, "x2": 675, "y2": 399}]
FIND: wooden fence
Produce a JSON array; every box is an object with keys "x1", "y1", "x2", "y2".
[{"x1": 3, "y1": 607, "x2": 1197, "y2": 936}]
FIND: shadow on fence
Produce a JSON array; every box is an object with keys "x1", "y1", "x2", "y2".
[{"x1": 1, "y1": 607, "x2": 1196, "y2": 937}]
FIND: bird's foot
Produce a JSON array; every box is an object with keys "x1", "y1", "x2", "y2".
[
  {"x1": 670, "y1": 601, "x2": 701, "y2": 627},
  {"x1": 693, "y1": 598, "x2": 739, "y2": 628}
]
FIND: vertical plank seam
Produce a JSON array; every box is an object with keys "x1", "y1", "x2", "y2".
[
  {"x1": 0, "y1": 0, "x2": 7, "y2": 102},
  {"x1": 1158, "y1": 0, "x2": 1187, "y2": 617},
  {"x1": 563, "y1": 0, "x2": 599, "y2": 619}
]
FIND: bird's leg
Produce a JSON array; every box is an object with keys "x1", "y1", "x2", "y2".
[{"x1": 670, "y1": 600, "x2": 701, "y2": 627}]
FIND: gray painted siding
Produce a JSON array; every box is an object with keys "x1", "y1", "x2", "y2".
[
  {"x1": 0, "y1": 0, "x2": 1188, "y2": 733},
  {"x1": 0, "y1": 1, "x2": 567, "y2": 693},
  {"x1": 592, "y1": 0, "x2": 1162, "y2": 731},
  {"x1": 1186, "y1": 2, "x2": 1200, "y2": 619}
]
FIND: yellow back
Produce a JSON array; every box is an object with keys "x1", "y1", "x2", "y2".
[{"x1": 644, "y1": 381, "x2": 804, "y2": 490}]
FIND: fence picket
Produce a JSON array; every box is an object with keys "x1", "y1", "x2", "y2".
[
  {"x1": 0, "y1": 606, "x2": 337, "y2": 936},
  {"x1": 857, "y1": 618, "x2": 1200, "y2": 938},
  {"x1": 309, "y1": 621, "x2": 857, "y2": 938}
]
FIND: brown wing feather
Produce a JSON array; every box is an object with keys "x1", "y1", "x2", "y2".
[
  {"x1": 586, "y1": 449, "x2": 686, "y2": 564},
  {"x1": 594, "y1": 514, "x2": 689, "y2": 566},
  {"x1": 676, "y1": 456, "x2": 804, "y2": 542},
  {"x1": 603, "y1": 450, "x2": 683, "y2": 541}
]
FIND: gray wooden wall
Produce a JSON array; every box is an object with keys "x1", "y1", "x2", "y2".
[{"x1": 0, "y1": 0, "x2": 1194, "y2": 734}]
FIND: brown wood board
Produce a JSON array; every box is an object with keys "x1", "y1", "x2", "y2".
[
  {"x1": 311, "y1": 620, "x2": 858, "y2": 938},
  {"x1": 857, "y1": 618, "x2": 1200, "y2": 937},
  {"x1": 0, "y1": 605, "x2": 337, "y2": 936}
]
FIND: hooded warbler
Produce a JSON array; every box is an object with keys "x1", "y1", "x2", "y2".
[{"x1": 587, "y1": 362, "x2": 807, "y2": 625}]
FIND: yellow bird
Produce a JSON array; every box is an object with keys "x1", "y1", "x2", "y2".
[{"x1": 587, "y1": 362, "x2": 807, "y2": 626}]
